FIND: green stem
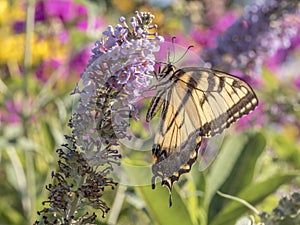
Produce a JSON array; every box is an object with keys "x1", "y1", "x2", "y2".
[
  {"x1": 24, "y1": 0, "x2": 35, "y2": 95},
  {"x1": 23, "y1": 0, "x2": 36, "y2": 223},
  {"x1": 217, "y1": 191, "x2": 260, "y2": 215},
  {"x1": 108, "y1": 185, "x2": 127, "y2": 225},
  {"x1": 67, "y1": 176, "x2": 85, "y2": 220}
]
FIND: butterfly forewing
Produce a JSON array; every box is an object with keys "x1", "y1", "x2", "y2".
[
  {"x1": 176, "y1": 67, "x2": 258, "y2": 135},
  {"x1": 147, "y1": 65, "x2": 258, "y2": 205}
]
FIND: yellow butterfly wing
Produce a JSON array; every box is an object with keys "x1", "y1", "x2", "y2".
[{"x1": 146, "y1": 65, "x2": 258, "y2": 205}]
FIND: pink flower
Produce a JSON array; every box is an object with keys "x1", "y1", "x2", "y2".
[
  {"x1": 68, "y1": 47, "x2": 92, "y2": 77},
  {"x1": 34, "y1": 0, "x2": 105, "y2": 32},
  {"x1": 236, "y1": 102, "x2": 265, "y2": 131},
  {"x1": 201, "y1": 1, "x2": 299, "y2": 76},
  {"x1": 1, "y1": 99, "x2": 35, "y2": 125},
  {"x1": 191, "y1": 28, "x2": 217, "y2": 48},
  {"x1": 1, "y1": 100, "x2": 22, "y2": 124},
  {"x1": 265, "y1": 25, "x2": 300, "y2": 71},
  {"x1": 35, "y1": 59, "x2": 61, "y2": 83},
  {"x1": 42, "y1": 0, "x2": 87, "y2": 22},
  {"x1": 294, "y1": 76, "x2": 300, "y2": 90},
  {"x1": 191, "y1": 12, "x2": 237, "y2": 48}
]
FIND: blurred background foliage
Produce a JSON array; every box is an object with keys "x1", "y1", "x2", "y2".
[{"x1": 0, "y1": 0, "x2": 299, "y2": 224}]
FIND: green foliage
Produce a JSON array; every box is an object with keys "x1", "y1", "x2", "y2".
[
  {"x1": 126, "y1": 131, "x2": 299, "y2": 225},
  {"x1": 137, "y1": 185, "x2": 194, "y2": 225},
  {"x1": 1, "y1": 0, "x2": 300, "y2": 224}
]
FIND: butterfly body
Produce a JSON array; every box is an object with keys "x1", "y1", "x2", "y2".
[{"x1": 146, "y1": 64, "x2": 258, "y2": 206}]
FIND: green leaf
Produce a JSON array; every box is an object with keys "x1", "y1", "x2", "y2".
[
  {"x1": 270, "y1": 131, "x2": 300, "y2": 169},
  {"x1": 206, "y1": 132, "x2": 266, "y2": 221},
  {"x1": 204, "y1": 133, "x2": 248, "y2": 207},
  {"x1": 122, "y1": 158, "x2": 194, "y2": 225},
  {"x1": 136, "y1": 184, "x2": 194, "y2": 225},
  {"x1": 220, "y1": 132, "x2": 266, "y2": 196},
  {"x1": 209, "y1": 173, "x2": 299, "y2": 225},
  {"x1": 185, "y1": 174, "x2": 204, "y2": 225}
]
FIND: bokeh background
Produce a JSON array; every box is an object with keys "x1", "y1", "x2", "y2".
[{"x1": 0, "y1": 0, "x2": 299, "y2": 224}]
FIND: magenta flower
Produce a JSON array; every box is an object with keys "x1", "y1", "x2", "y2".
[
  {"x1": 35, "y1": 1, "x2": 46, "y2": 22},
  {"x1": 236, "y1": 102, "x2": 265, "y2": 131},
  {"x1": 40, "y1": 0, "x2": 87, "y2": 22},
  {"x1": 264, "y1": 49, "x2": 289, "y2": 71},
  {"x1": 265, "y1": 21, "x2": 300, "y2": 71},
  {"x1": 1, "y1": 99, "x2": 36, "y2": 125},
  {"x1": 191, "y1": 12, "x2": 237, "y2": 48},
  {"x1": 33, "y1": 0, "x2": 103, "y2": 32},
  {"x1": 12, "y1": 21, "x2": 26, "y2": 33},
  {"x1": 16, "y1": 0, "x2": 88, "y2": 26},
  {"x1": 214, "y1": 12, "x2": 237, "y2": 33},
  {"x1": 191, "y1": 28, "x2": 218, "y2": 48},
  {"x1": 35, "y1": 59, "x2": 61, "y2": 82},
  {"x1": 294, "y1": 76, "x2": 300, "y2": 90},
  {"x1": 1, "y1": 100, "x2": 22, "y2": 124},
  {"x1": 68, "y1": 47, "x2": 92, "y2": 77}
]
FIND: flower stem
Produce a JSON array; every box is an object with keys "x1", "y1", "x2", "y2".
[
  {"x1": 24, "y1": 0, "x2": 35, "y2": 95},
  {"x1": 23, "y1": 0, "x2": 36, "y2": 223},
  {"x1": 108, "y1": 185, "x2": 127, "y2": 225},
  {"x1": 217, "y1": 191, "x2": 260, "y2": 215},
  {"x1": 67, "y1": 176, "x2": 85, "y2": 220}
]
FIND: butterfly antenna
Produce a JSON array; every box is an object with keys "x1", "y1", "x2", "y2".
[
  {"x1": 173, "y1": 45, "x2": 194, "y2": 64},
  {"x1": 171, "y1": 36, "x2": 176, "y2": 63},
  {"x1": 157, "y1": 37, "x2": 179, "y2": 65}
]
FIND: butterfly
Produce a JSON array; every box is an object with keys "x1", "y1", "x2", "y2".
[{"x1": 146, "y1": 64, "x2": 258, "y2": 206}]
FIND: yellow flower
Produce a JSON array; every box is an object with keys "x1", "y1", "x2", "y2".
[
  {"x1": 0, "y1": 0, "x2": 9, "y2": 24},
  {"x1": 0, "y1": 31, "x2": 70, "y2": 65},
  {"x1": 112, "y1": 0, "x2": 135, "y2": 13},
  {"x1": 0, "y1": 0, "x2": 26, "y2": 64},
  {"x1": 0, "y1": 33, "x2": 25, "y2": 64},
  {"x1": 0, "y1": 0, "x2": 25, "y2": 26},
  {"x1": 32, "y1": 36, "x2": 69, "y2": 64},
  {"x1": 283, "y1": 124, "x2": 299, "y2": 142}
]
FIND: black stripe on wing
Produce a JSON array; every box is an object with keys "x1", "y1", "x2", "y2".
[{"x1": 171, "y1": 67, "x2": 258, "y2": 136}]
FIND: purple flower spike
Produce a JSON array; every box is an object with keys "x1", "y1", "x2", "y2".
[
  {"x1": 201, "y1": 0, "x2": 300, "y2": 77},
  {"x1": 72, "y1": 11, "x2": 163, "y2": 149},
  {"x1": 35, "y1": 11, "x2": 163, "y2": 225}
]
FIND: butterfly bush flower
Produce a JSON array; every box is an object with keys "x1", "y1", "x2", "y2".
[
  {"x1": 259, "y1": 192, "x2": 300, "y2": 224},
  {"x1": 72, "y1": 11, "x2": 163, "y2": 148},
  {"x1": 35, "y1": 11, "x2": 163, "y2": 224},
  {"x1": 201, "y1": 0, "x2": 300, "y2": 78}
]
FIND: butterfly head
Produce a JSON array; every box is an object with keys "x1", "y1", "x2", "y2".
[{"x1": 156, "y1": 63, "x2": 177, "y2": 80}]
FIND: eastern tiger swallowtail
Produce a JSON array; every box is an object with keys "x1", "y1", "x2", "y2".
[{"x1": 146, "y1": 64, "x2": 258, "y2": 206}]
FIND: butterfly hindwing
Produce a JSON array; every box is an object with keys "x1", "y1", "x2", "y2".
[{"x1": 147, "y1": 65, "x2": 258, "y2": 205}]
